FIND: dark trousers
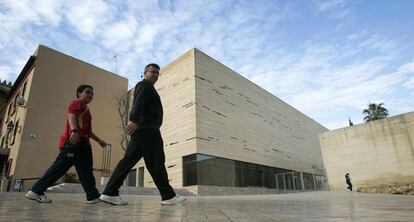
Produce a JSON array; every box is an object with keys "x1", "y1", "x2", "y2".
[
  {"x1": 31, "y1": 140, "x2": 100, "y2": 201},
  {"x1": 103, "y1": 128, "x2": 175, "y2": 200},
  {"x1": 346, "y1": 181, "x2": 353, "y2": 191}
]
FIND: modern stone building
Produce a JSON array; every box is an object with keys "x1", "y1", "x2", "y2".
[
  {"x1": 0, "y1": 45, "x2": 128, "y2": 191},
  {"x1": 131, "y1": 49, "x2": 328, "y2": 194},
  {"x1": 320, "y1": 112, "x2": 414, "y2": 194},
  {"x1": 0, "y1": 46, "x2": 328, "y2": 194}
]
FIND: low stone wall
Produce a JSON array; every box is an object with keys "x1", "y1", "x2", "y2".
[
  {"x1": 357, "y1": 183, "x2": 414, "y2": 195},
  {"x1": 186, "y1": 185, "x2": 312, "y2": 196},
  {"x1": 47, "y1": 183, "x2": 196, "y2": 196}
]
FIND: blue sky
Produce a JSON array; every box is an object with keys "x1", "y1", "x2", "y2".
[{"x1": 0, "y1": 0, "x2": 413, "y2": 130}]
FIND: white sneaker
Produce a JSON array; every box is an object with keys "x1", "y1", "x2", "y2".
[
  {"x1": 86, "y1": 197, "x2": 100, "y2": 204},
  {"x1": 160, "y1": 195, "x2": 186, "y2": 205},
  {"x1": 25, "y1": 191, "x2": 52, "y2": 203},
  {"x1": 100, "y1": 194, "x2": 128, "y2": 205}
]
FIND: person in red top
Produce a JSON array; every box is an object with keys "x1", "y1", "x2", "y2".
[
  {"x1": 58, "y1": 97, "x2": 93, "y2": 149},
  {"x1": 25, "y1": 85, "x2": 107, "y2": 203}
]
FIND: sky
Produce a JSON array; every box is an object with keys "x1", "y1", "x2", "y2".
[{"x1": 0, "y1": 0, "x2": 413, "y2": 130}]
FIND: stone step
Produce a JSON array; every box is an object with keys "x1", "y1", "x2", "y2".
[{"x1": 47, "y1": 183, "x2": 196, "y2": 196}]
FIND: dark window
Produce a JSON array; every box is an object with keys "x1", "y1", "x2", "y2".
[
  {"x1": 13, "y1": 92, "x2": 19, "y2": 107},
  {"x1": 8, "y1": 91, "x2": 20, "y2": 116},
  {"x1": 303, "y1": 172, "x2": 315, "y2": 190},
  {"x1": 5, "y1": 159, "x2": 12, "y2": 176},
  {"x1": 138, "y1": 167, "x2": 144, "y2": 187},
  {"x1": 7, "y1": 103, "x2": 13, "y2": 115},
  {"x1": 127, "y1": 169, "x2": 136, "y2": 186},
  {"x1": 22, "y1": 82, "x2": 27, "y2": 97},
  {"x1": 183, "y1": 153, "x2": 292, "y2": 189},
  {"x1": 183, "y1": 154, "x2": 197, "y2": 186},
  {"x1": 183, "y1": 154, "x2": 323, "y2": 190},
  {"x1": 11, "y1": 120, "x2": 19, "y2": 145},
  {"x1": 284, "y1": 173, "x2": 294, "y2": 190}
]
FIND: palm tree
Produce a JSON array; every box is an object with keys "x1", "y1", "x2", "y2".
[{"x1": 363, "y1": 103, "x2": 389, "y2": 122}]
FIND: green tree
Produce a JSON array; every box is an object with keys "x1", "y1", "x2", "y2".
[{"x1": 363, "y1": 103, "x2": 389, "y2": 122}]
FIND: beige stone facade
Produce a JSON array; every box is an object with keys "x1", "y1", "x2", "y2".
[
  {"x1": 320, "y1": 112, "x2": 414, "y2": 193},
  {"x1": 194, "y1": 49, "x2": 326, "y2": 172},
  {"x1": 133, "y1": 49, "x2": 328, "y2": 192},
  {"x1": 0, "y1": 45, "x2": 128, "y2": 191}
]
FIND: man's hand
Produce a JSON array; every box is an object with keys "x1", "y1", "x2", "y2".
[
  {"x1": 69, "y1": 131, "x2": 79, "y2": 144},
  {"x1": 126, "y1": 121, "x2": 137, "y2": 136},
  {"x1": 98, "y1": 139, "x2": 108, "y2": 148}
]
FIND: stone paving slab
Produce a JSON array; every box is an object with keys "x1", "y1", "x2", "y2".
[{"x1": 0, "y1": 191, "x2": 413, "y2": 221}]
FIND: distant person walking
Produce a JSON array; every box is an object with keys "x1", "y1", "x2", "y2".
[
  {"x1": 345, "y1": 173, "x2": 352, "y2": 191},
  {"x1": 100, "y1": 63, "x2": 186, "y2": 206},
  {"x1": 25, "y1": 85, "x2": 108, "y2": 203}
]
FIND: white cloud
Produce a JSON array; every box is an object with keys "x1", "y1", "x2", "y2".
[
  {"x1": 101, "y1": 16, "x2": 138, "y2": 50},
  {"x1": 0, "y1": 0, "x2": 413, "y2": 129},
  {"x1": 64, "y1": 0, "x2": 113, "y2": 38},
  {"x1": 312, "y1": 0, "x2": 353, "y2": 21},
  {"x1": 232, "y1": 30, "x2": 412, "y2": 130},
  {"x1": 0, "y1": 65, "x2": 12, "y2": 80},
  {"x1": 135, "y1": 24, "x2": 157, "y2": 46},
  {"x1": 0, "y1": 0, "x2": 64, "y2": 44},
  {"x1": 399, "y1": 60, "x2": 414, "y2": 74},
  {"x1": 402, "y1": 77, "x2": 414, "y2": 90},
  {"x1": 31, "y1": 0, "x2": 64, "y2": 26},
  {"x1": 317, "y1": 0, "x2": 345, "y2": 12}
]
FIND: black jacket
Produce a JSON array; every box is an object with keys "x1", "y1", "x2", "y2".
[{"x1": 129, "y1": 79, "x2": 163, "y2": 129}]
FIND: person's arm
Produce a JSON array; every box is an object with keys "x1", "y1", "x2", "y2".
[
  {"x1": 91, "y1": 132, "x2": 107, "y2": 148},
  {"x1": 129, "y1": 83, "x2": 151, "y2": 125},
  {"x1": 68, "y1": 113, "x2": 79, "y2": 144},
  {"x1": 127, "y1": 83, "x2": 151, "y2": 135}
]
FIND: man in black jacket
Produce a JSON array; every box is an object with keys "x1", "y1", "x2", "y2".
[
  {"x1": 345, "y1": 173, "x2": 352, "y2": 191},
  {"x1": 100, "y1": 63, "x2": 186, "y2": 205}
]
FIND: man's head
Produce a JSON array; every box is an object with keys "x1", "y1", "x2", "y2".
[
  {"x1": 143, "y1": 63, "x2": 160, "y2": 84},
  {"x1": 76, "y1": 85, "x2": 94, "y2": 104}
]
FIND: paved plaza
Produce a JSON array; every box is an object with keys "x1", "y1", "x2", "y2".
[{"x1": 0, "y1": 191, "x2": 413, "y2": 221}]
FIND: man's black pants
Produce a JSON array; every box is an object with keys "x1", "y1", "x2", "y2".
[
  {"x1": 31, "y1": 140, "x2": 100, "y2": 201},
  {"x1": 346, "y1": 181, "x2": 353, "y2": 191},
  {"x1": 103, "y1": 128, "x2": 175, "y2": 200}
]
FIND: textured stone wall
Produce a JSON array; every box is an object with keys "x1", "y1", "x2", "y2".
[{"x1": 320, "y1": 112, "x2": 414, "y2": 194}]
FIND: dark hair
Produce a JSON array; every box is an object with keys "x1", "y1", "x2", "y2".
[
  {"x1": 144, "y1": 63, "x2": 160, "y2": 73},
  {"x1": 76, "y1": 85, "x2": 93, "y2": 98}
]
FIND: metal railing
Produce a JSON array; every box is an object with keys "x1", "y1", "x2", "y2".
[
  {"x1": 11, "y1": 177, "x2": 40, "y2": 192},
  {"x1": 101, "y1": 144, "x2": 111, "y2": 177}
]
